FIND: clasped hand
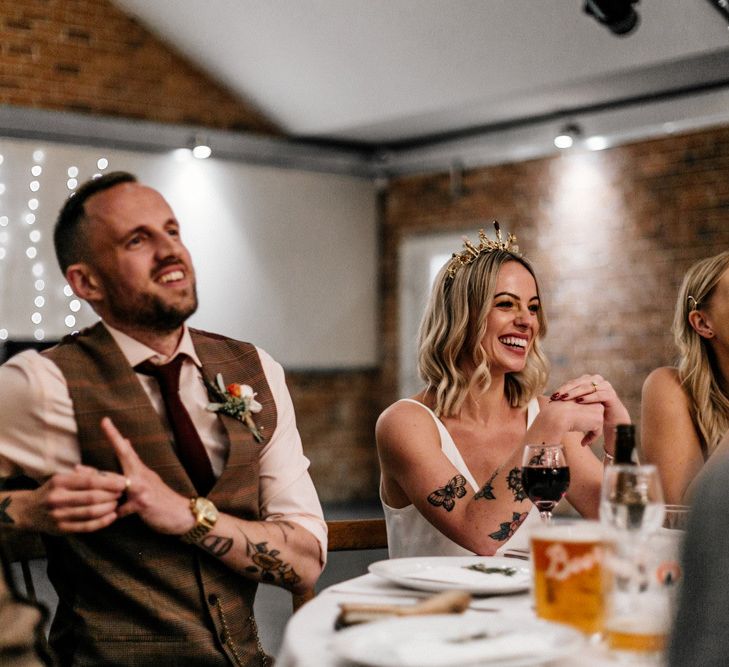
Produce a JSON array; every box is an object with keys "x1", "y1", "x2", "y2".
[
  {"x1": 33, "y1": 417, "x2": 192, "y2": 536},
  {"x1": 547, "y1": 374, "x2": 630, "y2": 450}
]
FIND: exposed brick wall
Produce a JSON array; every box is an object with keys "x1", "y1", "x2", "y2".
[
  {"x1": 286, "y1": 370, "x2": 383, "y2": 505},
  {"x1": 0, "y1": 0, "x2": 278, "y2": 133},
  {"x1": 381, "y1": 124, "x2": 729, "y2": 455}
]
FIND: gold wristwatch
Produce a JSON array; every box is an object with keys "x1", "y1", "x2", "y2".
[{"x1": 181, "y1": 497, "x2": 219, "y2": 544}]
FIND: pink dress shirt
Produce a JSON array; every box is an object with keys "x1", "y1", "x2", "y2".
[{"x1": 0, "y1": 323, "x2": 327, "y2": 560}]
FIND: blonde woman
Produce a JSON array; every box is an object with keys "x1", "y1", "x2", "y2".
[
  {"x1": 376, "y1": 225, "x2": 630, "y2": 557},
  {"x1": 642, "y1": 250, "x2": 729, "y2": 504}
]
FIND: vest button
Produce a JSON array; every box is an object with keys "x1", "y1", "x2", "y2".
[{"x1": 208, "y1": 593, "x2": 218, "y2": 605}]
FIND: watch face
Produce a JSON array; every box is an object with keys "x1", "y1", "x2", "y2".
[
  {"x1": 194, "y1": 498, "x2": 219, "y2": 523},
  {"x1": 201, "y1": 504, "x2": 218, "y2": 522}
]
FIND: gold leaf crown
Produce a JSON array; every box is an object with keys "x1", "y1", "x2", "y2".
[{"x1": 445, "y1": 221, "x2": 519, "y2": 281}]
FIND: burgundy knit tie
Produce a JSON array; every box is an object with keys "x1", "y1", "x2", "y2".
[{"x1": 136, "y1": 355, "x2": 215, "y2": 496}]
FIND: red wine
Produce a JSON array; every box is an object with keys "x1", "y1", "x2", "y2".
[{"x1": 521, "y1": 466, "x2": 570, "y2": 509}]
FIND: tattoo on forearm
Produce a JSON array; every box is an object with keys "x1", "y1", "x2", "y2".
[
  {"x1": 506, "y1": 467, "x2": 527, "y2": 502},
  {"x1": 272, "y1": 520, "x2": 296, "y2": 542},
  {"x1": 488, "y1": 511, "x2": 528, "y2": 541},
  {"x1": 239, "y1": 530, "x2": 302, "y2": 589},
  {"x1": 0, "y1": 497, "x2": 14, "y2": 524},
  {"x1": 474, "y1": 469, "x2": 498, "y2": 501},
  {"x1": 200, "y1": 534, "x2": 233, "y2": 557},
  {"x1": 427, "y1": 474, "x2": 467, "y2": 511}
]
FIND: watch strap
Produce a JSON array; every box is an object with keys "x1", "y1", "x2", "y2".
[
  {"x1": 180, "y1": 497, "x2": 216, "y2": 545},
  {"x1": 181, "y1": 523, "x2": 212, "y2": 544}
]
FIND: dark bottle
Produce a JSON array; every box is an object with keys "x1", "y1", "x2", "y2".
[
  {"x1": 614, "y1": 423, "x2": 636, "y2": 465},
  {"x1": 611, "y1": 423, "x2": 645, "y2": 528}
]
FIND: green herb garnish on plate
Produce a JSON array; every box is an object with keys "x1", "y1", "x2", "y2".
[{"x1": 463, "y1": 564, "x2": 517, "y2": 576}]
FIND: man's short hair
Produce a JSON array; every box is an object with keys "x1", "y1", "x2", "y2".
[{"x1": 54, "y1": 171, "x2": 138, "y2": 274}]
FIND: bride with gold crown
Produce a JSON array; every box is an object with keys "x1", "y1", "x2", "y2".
[{"x1": 376, "y1": 223, "x2": 631, "y2": 557}]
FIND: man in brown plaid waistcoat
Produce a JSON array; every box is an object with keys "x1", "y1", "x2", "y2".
[{"x1": 0, "y1": 172, "x2": 327, "y2": 666}]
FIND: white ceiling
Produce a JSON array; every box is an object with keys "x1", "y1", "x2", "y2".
[{"x1": 112, "y1": 0, "x2": 729, "y2": 146}]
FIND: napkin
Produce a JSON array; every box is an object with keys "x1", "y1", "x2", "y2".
[
  {"x1": 394, "y1": 631, "x2": 554, "y2": 667},
  {"x1": 335, "y1": 590, "x2": 472, "y2": 628}
]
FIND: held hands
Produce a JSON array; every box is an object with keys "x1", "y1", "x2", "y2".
[
  {"x1": 549, "y1": 374, "x2": 631, "y2": 453},
  {"x1": 28, "y1": 419, "x2": 192, "y2": 536},
  {"x1": 29, "y1": 466, "x2": 126, "y2": 534},
  {"x1": 542, "y1": 396, "x2": 604, "y2": 447}
]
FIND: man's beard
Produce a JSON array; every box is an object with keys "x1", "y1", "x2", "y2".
[{"x1": 106, "y1": 283, "x2": 198, "y2": 333}]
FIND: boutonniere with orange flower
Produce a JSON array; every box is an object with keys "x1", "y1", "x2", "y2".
[{"x1": 205, "y1": 373, "x2": 263, "y2": 442}]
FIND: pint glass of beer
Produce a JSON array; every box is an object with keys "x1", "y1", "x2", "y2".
[
  {"x1": 530, "y1": 521, "x2": 609, "y2": 635},
  {"x1": 604, "y1": 529, "x2": 681, "y2": 657}
]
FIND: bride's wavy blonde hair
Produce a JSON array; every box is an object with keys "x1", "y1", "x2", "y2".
[
  {"x1": 673, "y1": 250, "x2": 729, "y2": 456},
  {"x1": 418, "y1": 248, "x2": 549, "y2": 418}
]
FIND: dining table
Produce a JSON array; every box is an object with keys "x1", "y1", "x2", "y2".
[{"x1": 276, "y1": 563, "x2": 663, "y2": 667}]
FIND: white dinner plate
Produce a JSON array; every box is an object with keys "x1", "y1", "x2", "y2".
[
  {"x1": 368, "y1": 556, "x2": 531, "y2": 595},
  {"x1": 330, "y1": 613, "x2": 584, "y2": 667}
]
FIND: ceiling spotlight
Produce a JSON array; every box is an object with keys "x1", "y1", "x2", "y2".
[
  {"x1": 554, "y1": 123, "x2": 582, "y2": 149},
  {"x1": 584, "y1": 0, "x2": 640, "y2": 36},
  {"x1": 191, "y1": 135, "x2": 212, "y2": 159},
  {"x1": 585, "y1": 135, "x2": 609, "y2": 151},
  {"x1": 192, "y1": 143, "x2": 211, "y2": 159}
]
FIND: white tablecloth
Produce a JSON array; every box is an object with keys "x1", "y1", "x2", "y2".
[{"x1": 277, "y1": 573, "x2": 661, "y2": 666}]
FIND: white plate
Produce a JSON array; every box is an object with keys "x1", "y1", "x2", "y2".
[
  {"x1": 368, "y1": 556, "x2": 531, "y2": 595},
  {"x1": 330, "y1": 613, "x2": 584, "y2": 667}
]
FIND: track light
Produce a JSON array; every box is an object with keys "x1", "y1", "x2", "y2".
[
  {"x1": 554, "y1": 123, "x2": 582, "y2": 149},
  {"x1": 584, "y1": 0, "x2": 640, "y2": 36}
]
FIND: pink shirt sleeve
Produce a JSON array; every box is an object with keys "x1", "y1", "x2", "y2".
[
  {"x1": 256, "y1": 347, "x2": 328, "y2": 564},
  {"x1": 0, "y1": 350, "x2": 80, "y2": 479}
]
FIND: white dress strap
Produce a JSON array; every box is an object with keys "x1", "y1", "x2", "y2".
[
  {"x1": 398, "y1": 398, "x2": 480, "y2": 492},
  {"x1": 526, "y1": 396, "x2": 539, "y2": 428}
]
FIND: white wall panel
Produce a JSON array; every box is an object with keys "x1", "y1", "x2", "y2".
[{"x1": 0, "y1": 138, "x2": 378, "y2": 368}]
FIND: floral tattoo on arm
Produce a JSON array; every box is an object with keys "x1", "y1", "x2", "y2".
[
  {"x1": 474, "y1": 469, "x2": 499, "y2": 501},
  {"x1": 240, "y1": 526, "x2": 301, "y2": 589},
  {"x1": 427, "y1": 475, "x2": 467, "y2": 512},
  {"x1": 488, "y1": 511, "x2": 528, "y2": 541},
  {"x1": 506, "y1": 467, "x2": 527, "y2": 502}
]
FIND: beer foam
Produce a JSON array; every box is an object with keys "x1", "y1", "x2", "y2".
[
  {"x1": 529, "y1": 521, "x2": 607, "y2": 544},
  {"x1": 606, "y1": 615, "x2": 669, "y2": 635}
]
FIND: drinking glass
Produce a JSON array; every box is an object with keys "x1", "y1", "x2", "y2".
[
  {"x1": 600, "y1": 464, "x2": 670, "y2": 661},
  {"x1": 530, "y1": 521, "x2": 610, "y2": 635},
  {"x1": 599, "y1": 464, "x2": 665, "y2": 534},
  {"x1": 521, "y1": 444, "x2": 570, "y2": 524},
  {"x1": 663, "y1": 504, "x2": 690, "y2": 531},
  {"x1": 603, "y1": 530, "x2": 680, "y2": 661}
]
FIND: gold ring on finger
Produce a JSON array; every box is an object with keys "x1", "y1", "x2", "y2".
[
  {"x1": 124, "y1": 477, "x2": 132, "y2": 490},
  {"x1": 591, "y1": 382, "x2": 598, "y2": 394}
]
